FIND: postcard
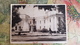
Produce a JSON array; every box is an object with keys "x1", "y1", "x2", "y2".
[{"x1": 10, "y1": 4, "x2": 67, "y2": 43}]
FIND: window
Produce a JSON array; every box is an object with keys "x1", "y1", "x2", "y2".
[
  {"x1": 40, "y1": 21, "x2": 41, "y2": 24},
  {"x1": 44, "y1": 26, "x2": 45, "y2": 28},
  {"x1": 50, "y1": 18, "x2": 51, "y2": 22},
  {"x1": 44, "y1": 20, "x2": 45, "y2": 23},
  {"x1": 40, "y1": 26, "x2": 41, "y2": 29}
]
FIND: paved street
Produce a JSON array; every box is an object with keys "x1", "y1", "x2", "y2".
[{"x1": 11, "y1": 32, "x2": 66, "y2": 42}]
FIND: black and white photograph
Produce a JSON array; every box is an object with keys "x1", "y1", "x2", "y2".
[{"x1": 11, "y1": 4, "x2": 67, "y2": 43}]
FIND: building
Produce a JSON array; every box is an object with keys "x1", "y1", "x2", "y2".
[
  {"x1": 35, "y1": 7, "x2": 64, "y2": 32},
  {"x1": 12, "y1": 5, "x2": 65, "y2": 33}
]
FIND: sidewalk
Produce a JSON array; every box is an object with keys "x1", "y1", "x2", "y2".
[
  {"x1": 12, "y1": 31, "x2": 66, "y2": 36},
  {"x1": 23, "y1": 32, "x2": 66, "y2": 36}
]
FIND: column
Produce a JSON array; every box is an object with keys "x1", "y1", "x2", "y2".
[{"x1": 54, "y1": 15, "x2": 58, "y2": 31}]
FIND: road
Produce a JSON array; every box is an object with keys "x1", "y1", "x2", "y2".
[{"x1": 11, "y1": 32, "x2": 66, "y2": 42}]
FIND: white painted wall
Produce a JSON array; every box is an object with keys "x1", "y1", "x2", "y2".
[
  {"x1": 19, "y1": 15, "x2": 29, "y2": 31},
  {"x1": 18, "y1": 5, "x2": 64, "y2": 32},
  {"x1": 36, "y1": 16, "x2": 58, "y2": 31}
]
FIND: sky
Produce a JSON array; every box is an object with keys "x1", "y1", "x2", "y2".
[{"x1": 12, "y1": 5, "x2": 64, "y2": 18}]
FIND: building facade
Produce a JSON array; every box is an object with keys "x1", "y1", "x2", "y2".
[
  {"x1": 35, "y1": 10, "x2": 64, "y2": 32},
  {"x1": 12, "y1": 5, "x2": 65, "y2": 33}
]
